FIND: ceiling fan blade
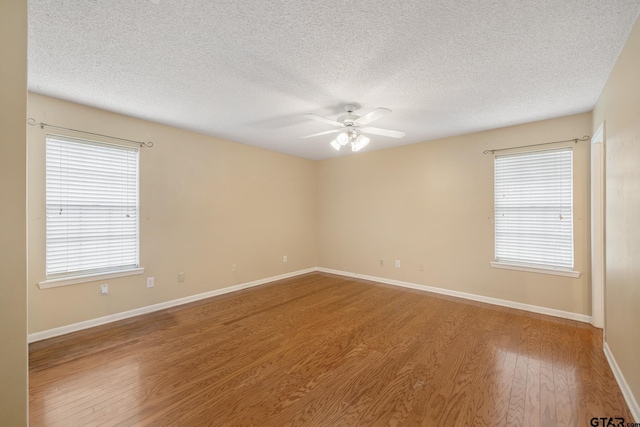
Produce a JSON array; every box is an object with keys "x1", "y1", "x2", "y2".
[
  {"x1": 301, "y1": 129, "x2": 341, "y2": 139},
  {"x1": 360, "y1": 126, "x2": 406, "y2": 138},
  {"x1": 304, "y1": 113, "x2": 344, "y2": 127},
  {"x1": 354, "y1": 108, "x2": 391, "y2": 125}
]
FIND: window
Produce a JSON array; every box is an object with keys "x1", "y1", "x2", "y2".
[
  {"x1": 493, "y1": 147, "x2": 576, "y2": 275},
  {"x1": 45, "y1": 135, "x2": 140, "y2": 281}
]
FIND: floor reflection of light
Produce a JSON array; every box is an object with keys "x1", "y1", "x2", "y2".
[
  {"x1": 492, "y1": 338, "x2": 573, "y2": 370},
  {"x1": 489, "y1": 336, "x2": 584, "y2": 420}
]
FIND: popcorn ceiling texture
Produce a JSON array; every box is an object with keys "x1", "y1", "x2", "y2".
[{"x1": 28, "y1": 0, "x2": 640, "y2": 160}]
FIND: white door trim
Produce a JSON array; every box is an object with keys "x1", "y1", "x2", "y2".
[{"x1": 591, "y1": 122, "x2": 605, "y2": 329}]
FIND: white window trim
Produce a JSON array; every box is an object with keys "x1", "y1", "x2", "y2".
[
  {"x1": 45, "y1": 134, "x2": 141, "y2": 282},
  {"x1": 493, "y1": 147, "x2": 575, "y2": 272},
  {"x1": 490, "y1": 261, "x2": 580, "y2": 278},
  {"x1": 38, "y1": 267, "x2": 145, "y2": 289}
]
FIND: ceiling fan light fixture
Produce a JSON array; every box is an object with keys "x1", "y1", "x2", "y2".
[
  {"x1": 336, "y1": 132, "x2": 349, "y2": 146},
  {"x1": 352, "y1": 134, "x2": 370, "y2": 152},
  {"x1": 330, "y1": 140, "x2": 341, "y2": 151}
]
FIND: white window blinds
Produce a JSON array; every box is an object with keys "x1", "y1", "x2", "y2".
[
  {"x1": 494, "y1": 148, "x2": 573, "y2": 270},
  {"x1": 46, "y1": 135, "x2": 139, "y2": 278}
]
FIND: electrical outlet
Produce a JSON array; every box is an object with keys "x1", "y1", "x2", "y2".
[
  {"x1": 395, "y1": 260, "x2": 401, "y2": 268},
  {"x1": 178, "y1": 272, "x2": 185, "y2": 282},
  {"x1": 379, "y1": 260, "x2": 384, "y2": 266},
  {"x1": 146, "y1": 277, "x2": 155, "y2": 288},
  {"x1": 283, "y1": 255, "x2": 287, "y2": 262},
  {"x1": 232, "y1": 263, "x2": 237, "y2": 272},
  {"x1": 419, "y1": 263, "x2": 424, "y2": 271},
  {"x1": 100, "y1": 284, "x2": 108, "y2": 295}
]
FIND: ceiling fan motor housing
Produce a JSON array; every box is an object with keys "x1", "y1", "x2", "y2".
[
  {"x1": 339, "y1": 103, "x2": 360, "y2": 123},
  {"x1": 337, "y1": 114, "x2": 359, "y2": 124}
]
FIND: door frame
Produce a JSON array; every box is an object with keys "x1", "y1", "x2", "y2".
[{"x1": 591, "y1": 122, "x2": 605, "y2": 329}]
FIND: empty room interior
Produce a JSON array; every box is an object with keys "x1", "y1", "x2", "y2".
[{"x1": 2, "y1": 1, "x2": 640, "y2": 426}]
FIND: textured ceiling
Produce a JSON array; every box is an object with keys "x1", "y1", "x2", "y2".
[{"x1": 28, "y1": 1, "x2": 640, "y2": 160}]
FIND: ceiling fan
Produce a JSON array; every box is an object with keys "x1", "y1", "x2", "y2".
[{"x1": 302, "y1": 104, "x2": 406, "y2": 152}]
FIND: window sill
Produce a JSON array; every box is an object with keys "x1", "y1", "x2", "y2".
[
  {"x1": 490, "y1": 262, "x2": 580, "y2": 278},
  {"x1": 38, "y1": 267, "x2": 145, "y2": 289}
]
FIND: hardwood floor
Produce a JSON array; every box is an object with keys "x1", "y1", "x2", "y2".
[{"x1": 29, "y1": 272, "x2": 632, "y2": 426}]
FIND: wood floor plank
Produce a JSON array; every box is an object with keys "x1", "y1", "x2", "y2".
[
  {"x1": 506, "y1": 314, "x2": 531, "y2": 427},
  {"x1": 29, "y1": 272, "x2": 633, "y2": 426},
  {"x1": 539, "y1": 316, "x2": 558, "y2": 427},
  {"x1": 422, "y1": 304, "x2": 505, "y2": 426},
  {"x1": 454, "y1": 306, "x2": 513, "y2": 426},
  {"x1": 523, "y1": 314, "x2": 542, "y2": 427}
]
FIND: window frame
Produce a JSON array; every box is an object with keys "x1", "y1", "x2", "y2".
[
  {"x1": 39, "y1": 134, "x2": 144, "y2": 289},
  {"x1": 490, "y1": 147, "x2": 580, "y2": 278}
]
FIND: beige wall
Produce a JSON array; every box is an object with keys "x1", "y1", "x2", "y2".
[
  {"x1": 0, "y1": 0, "x2": 28, "y2": 424},
  {"x1": 593, "y1": 17, "x2": 640, "y2": 413},
  {"x1": 318, "y1": 113, "x2": 592, "y2": 315},
  {"x1": 28, "y1": 94, "x2": 318, "y2": 333}
]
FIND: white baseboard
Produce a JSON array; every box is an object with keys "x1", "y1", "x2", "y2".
[
  {"x1": 29, "y1": 266, "x2": 592, "y2": 343},
  {"x1": 317, "y1": 267, "x2": 358, "y2": 278},
  {"x1": 604, "y1": 341, "x2": 640, "y2": 422},
  {"x1": 316, "y1": 267, "x2": 592, "y2": 323},
  {"x1": 28, "y1": 268, "x2": 317, "y2": 343}
]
